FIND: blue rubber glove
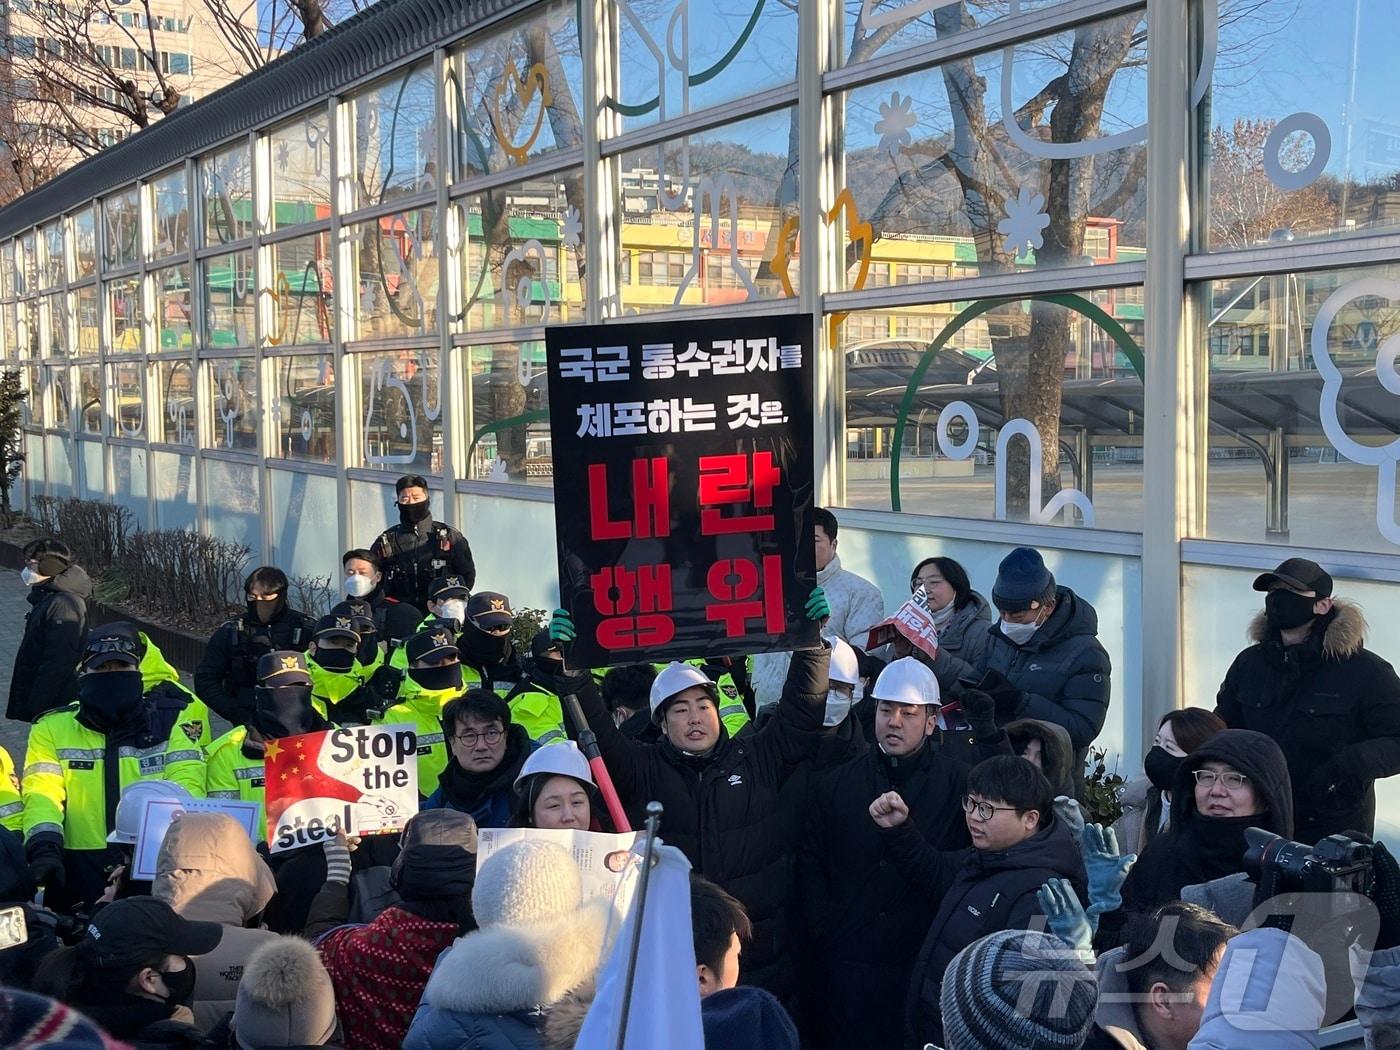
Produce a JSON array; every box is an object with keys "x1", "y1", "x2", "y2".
[
  {"x1": 1037, "y1": 877, "x2": 1094, "y2": 961},
  {"x1": 1083, "y1": 823, "x2": 1135, "y2": 932},
  {"x1": 549, "y1": 608, "x2": 576, "y2": 644},
  {"x1": 805, "y1": 587, "x2": 830, "y2": 621}
]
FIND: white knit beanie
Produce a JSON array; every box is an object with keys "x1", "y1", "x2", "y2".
[{"x1": 472, "y1": 839, "x2": 582, "y2": 929}]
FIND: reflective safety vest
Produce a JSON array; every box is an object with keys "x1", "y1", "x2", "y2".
[
  {"x1": 506, "y1": 684, "x2": 567, "y2": 746},
  {"x1": 139, "y1": 634, "x2": 212, "y2": 749},
  {"x1": 375, "y1": 682, "x2": 465, "y2": 790},
  {"x1": 22, "y1": 701, "x2": 207, "y2": 851},
  {"x1": 206, "y1": 726, "x2": 267, "y2": 841},
  {"x1": 307, "y1": 657, "x2": 373, "y2": 723},
  {"x1": 0, "y1": 746, "x2": 21, "y2": 832}
]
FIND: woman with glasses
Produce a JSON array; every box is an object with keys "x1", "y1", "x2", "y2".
[
  {"x1": 420, "y1": 690, "x2": 537, "y2": 828},
  {"x1": 1115, "y1": 728, "x2": 1293, "y2": 916},
  {"x1": 907, "y1": 556, "x2": 992, "y2": 686}
]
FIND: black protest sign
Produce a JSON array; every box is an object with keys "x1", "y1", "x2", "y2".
[{"x1": 546, "y1": 313, "x2": 817, "y2": 668}]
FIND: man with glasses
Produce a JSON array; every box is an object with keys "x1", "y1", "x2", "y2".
[
  {"x1": 420, "y1": 691, "x2": 535, "y2": 828},
  {"x1": 1216, "y1": 557, "x2": 1400, "y2": 842},
  {"x1": 195, "y1": 566, "x2": 312, "y2": 725},
  {"x1": 870, "y1": 753, "x2": 1085, "y2": 1049}
]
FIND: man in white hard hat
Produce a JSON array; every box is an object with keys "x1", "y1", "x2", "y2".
[
  {"x1": 99, "y1": 780, "x2": 197, "y2": 901},
  {"x1": 796, "y1": 657, "x2": 998, "y2": 1050},
  {"x1": 541, "y1": 594, "x2": 833, "y2": 1000}
]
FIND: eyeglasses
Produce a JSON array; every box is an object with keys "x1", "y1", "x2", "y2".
[
  {"x1": 962, "y1": 796, "x2": 1022, "y2": 822},
  {"x1": 454, "y1": 727, "x2": 503, "y2": 748},
  {"x1": 1193, "y1": 769, "x2": 1250, "y2": 791},
  {"x1": 912, "y1": 577, "x2": 945, "y2": 591}
]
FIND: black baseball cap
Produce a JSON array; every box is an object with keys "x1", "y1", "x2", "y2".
[
  {"x1": 468, "y1": 591, "x2": 513, "y2": 629},
  {"x1": 330, "y1": 600, "x2": 376, "y2": 635},
  {"x1": 81, "y1": 897, "x2": 222, "y2": 969},
  {"x1": 407, "y1": 627, "x2": 460, "y2": 665},
  {"x1": 1252, "y1": 558, "x2": 1333, "y2": 598},
  {"x1": 257, "y1": 650, "x2": 312, "y2": 687},
  {"x1": 313, "y1": 613, "x2": 361, "y2": 644},
  {"x1": 428, "y1": 575, "x2": 470, "y2": 603},
  {"x1": 83, "y1": 622, "x2": 143, "y2": 669}
]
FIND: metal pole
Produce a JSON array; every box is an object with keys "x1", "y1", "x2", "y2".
[{"x1": 614, "y1": 801, "x2": 663, "y2": 1050}]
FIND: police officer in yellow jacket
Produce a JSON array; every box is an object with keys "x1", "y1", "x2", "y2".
[
  {"x1": 306, "y1": 613, "x2": 376, "y2": 724},
  {"x1": 375, "y1": 627, "x2": 468, "y2": 791},
  {"x1": 23, "y1": 622, "x2": 207, "y2": 909},
  {"x1": 504, "y1": 631, "x2": 572, "y2": 746},
  {"x1": 0, "y1": 746, "x2": 21, "y2": 833},
  {"x1": 386, "y1": 575, "x2": 470, "y2": 674},
  {"x1": 206, "y1": 651, "x2": 332, "y2": 842}
]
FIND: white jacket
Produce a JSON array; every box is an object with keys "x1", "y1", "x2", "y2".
[{"x1": 751, "y1": 555, "x2": 885, "y2": 707}]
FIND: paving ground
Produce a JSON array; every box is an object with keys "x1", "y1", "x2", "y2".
[{"x1": 0, "y1": 567, "x2": 33, "y2": 764}]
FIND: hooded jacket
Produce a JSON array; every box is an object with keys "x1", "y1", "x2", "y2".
[
  {"x1": 750, "y1": 555, "x2": 885, "y2": 706},
  {"x1": 1216, "y1": 600, "x2": 1400, "y2": 843},
  {"x1": 153, "y1": 811, "x2": 280, "y2": 1032},
  {"x1": 1119, "y1": 729, "x2": 1294, "y2": 915},
  {"x1": 981, "y1": 586, "x2": 1112, "y2": 776},
  {"x1": 568, "y1": 644, "x2": 830, "y2": 998},
  {"x1": 1006, "y1": 718, "x2": 1077, "y2": 799},
  {"x1": 403, "y1": 898, "x2": 610, "y2": 1050},
  {"x1": 929, "y1": 592, "x2": 994, "y2": 687},
  {"x1": 7, "y1": 563, "x2": 92, "y2": 723},
  {"x1": 894, "y1": 813, "x2": 1087, "y2": 1050},
  {"x1": 796, "y1": 740, "x2": 971, "y2": 1050},
  {"x1": 1189, "y1": 928, "x2": 1325, "y2": 1050}
]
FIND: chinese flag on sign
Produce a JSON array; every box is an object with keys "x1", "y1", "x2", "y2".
[{"x1": 263, "y1": 730, "x2": 364, "y2": 833}]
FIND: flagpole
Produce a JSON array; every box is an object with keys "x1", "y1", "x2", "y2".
[
  {"x1": 563, "y1": 692, "x2": 632, "y2": 832},
  {"x1": 615, "y1": 801, "x2": 663, "y2": 1050}
]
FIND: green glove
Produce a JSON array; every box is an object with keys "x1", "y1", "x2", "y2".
[
  {"x1": 1037, "y1": 877, "x2": 1094, "y2": 962},
  {"x1": 805, "y1": 587, "x2": 830, "y2": 621},
  {"x1": 549, "y1": 608, "x2": 576, "y2": 644}
]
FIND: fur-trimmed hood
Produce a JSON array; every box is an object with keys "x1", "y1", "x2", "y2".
[
  {"x1": 420, "y1": 898, "x2": 612, "y2": 1016},
  {"x1": 1247, "y1": 598, "x2": 1366, "y2": 660},
  {"x1": 540, "y1": 980, "x2": 594, "y2": 1050}
]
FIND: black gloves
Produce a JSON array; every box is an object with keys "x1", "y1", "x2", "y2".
[
  {"x1": 975, "y1": 668, "x2": 1026, "y2": 721},
  {"x1": 25, "y1": 835, "x2": 65, "y2": 890},
  {"x1": 961, "y1": 689, "x2": 998, "y2": 739}
]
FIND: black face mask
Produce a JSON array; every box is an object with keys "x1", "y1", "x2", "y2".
[
  {"x1": 253, "y1": 684, "x2": 319, "y2": 738},
  {"x1": 248, "y1": 594, "x2": 286, "y2": 626},
  {"x1": 1143, "y1": 745, "x2": 1183, "y2": 793},
  {"x1": 158, "y1": 958, "x2": 197, "y2": 1006},
  {"x1": 356, "y1": 631, "x2": 380, "y2": 665},
  {"x1": 408, "y1": 662, "x2": 463, "y2": 693},
  {"x1": 1264, "y1": 589, "x2": 1318, "y2": 631},
  {"x1": 399, "y1": 500, "x2": 432, "y2": 527},
  {"x1": 77, "y1": 670, "x2": 145, "y2": 728},
  {"x1": 313, "y1": 647, "x2": 356, "y2": 673},
  {"x1": 460, "y1": 619, "x2": 511, "y2": 664}
]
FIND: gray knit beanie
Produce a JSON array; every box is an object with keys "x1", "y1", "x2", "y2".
[{"x1": 939, "y1": 929, "x2": 1097, "y2": 1050}]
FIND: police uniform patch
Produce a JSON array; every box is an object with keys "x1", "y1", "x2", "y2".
[{"x1": 180, "y1": 721, "x2": 204, "y2": 744}]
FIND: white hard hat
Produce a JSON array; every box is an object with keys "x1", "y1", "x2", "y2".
[
  {"x1": 871, "y1": 657, "x2": 941, "y2": 707},
  {"x1": 107, "y1": 780, "x2": 196, "y2": 844},
  {"x1": 828, "y1": 637, "x2": 860, "y2": 687},
  {"x1": 649, "y1": 662, "x2": 717, "y2": 720},
  {"x1": 513, "y1": 740, "x2": 596, "y2": 791}
]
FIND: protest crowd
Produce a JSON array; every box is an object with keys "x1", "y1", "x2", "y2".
[{"x1": 2, "y1": 475, "x2": 1400, "y2": 1050}]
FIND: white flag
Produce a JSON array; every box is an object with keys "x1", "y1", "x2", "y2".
[{"x1": 575, "y1": 841, "x2": 705, "y2": 1050}]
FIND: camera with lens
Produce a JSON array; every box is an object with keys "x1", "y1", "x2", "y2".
[{"x1": 1243, "y1": 827, "x2": 1375, "y2": 902}]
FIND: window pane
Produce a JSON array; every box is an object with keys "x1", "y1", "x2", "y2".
[
  {"x1": 347, "y1": 213, "x2": 439, "y2": 340},
  {"x1": 270, "y1": 111, "x2": 332, "y2": 229},
  {"x1": 44, "y1": 293, "x2": 67, "y2": 357},
  {"x1": 73, "y1": 208, "x2": 97, "y2": 280},
  {"x1": 267, "y1": 234, "x2": 334, "y2": 346},
  {"x1": 107, "y1": 275, "x2": 144, "y2": 352},
  {"x1": 19, "y1": 300, "x2": 39, "y2": 356},
  {"x1": 102, "y1": 188, "x2": 140, "y2": 269},
  {"x1": 153, "y1": 449, "x2": 197, "y2": 530},
  {"x1": 18, "y1": 233, "x2": 37, "y2": 295},
  {"x1": 209, "y1": 357, "x2": 259, "y2": 452},
  {"x1": 1195, "y1": 263, "x2": 1400, "y2": 553},
  {"x1": 76, "y1": 286, "x2": 99, "y2": 354},
  {"x1": 78, "y1": 363, "x2": 103, "y2": 434},
  {"x1": 358, "y1": 349, "x2": 441, "y2": 472},
  {"x1": 47, "y1": 365, "x2": 70, "y2": 429},
  {"x1": 270, "y1": 469, "x2": 339, "y2": 580},
  {"x1": 465, "y1": 340, "x2": 549, "y2": 485},
  {"x1": 1, "y1": 243, "x2": 13, "y2": 298},
  {"x1": 1, "y1": 305, "x2": 15, "y2": 359},
  {"x1": 348, "y1": 63, "x2": 436, "y2": 210},
  {"x1": 838, "y1": 0, "x2": 1077, "y2": 68},
  {"x1": 204, "y1": 251, "x2": 255, "y2": 348},
  {"x1": 201, "y1": 143, "x2": 253, "y2": 245},
  {"x1": 839, "y1": 290, "x2": 1146, "y2": 532},
  {"x1": 205, "y1": 456, "x2": 261, "y2": 554},
  {"x1": 110, "y1": 360, "x2": 145, "y2": 438},
  {"x1": 112, "y1": 444, "x2": 149, "y2": 527},
  {"x1": 616, "y1": 111, "x2": 797, "y2": 311},
  {"x1": 451, "y1": 169, "x2": 584, "y2": 332},
  {"x1": 157, "y1": 359, "x2": 196, "y2": 446},
  {"x1": 270, "y1": 352, "x2": 335, "y2": 462},
  {"x1": 152, "y1": 167, "x2": 190, "y2": 258},
  {"x1": 1201, "y1": 1, "x2": 1400, "y2": 249},
  {"x1": 156, "y1": 265, "x2": 192, "y2": 350},
  {"x1": 835, "y1": 11, "x2": 1147, "y2": 290},
  {"x1": 612, "y1": 0, "x2": 796, "y2": 134},
  {"x1": 41, "y1": 221, "x2": 63, "y2": 288},
  {"x1": 449, "y1": 0, "x2": 584, "y2": 181}
]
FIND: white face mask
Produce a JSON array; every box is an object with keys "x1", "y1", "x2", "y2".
[
  {"x1": 437, "y1": 599, "x2": 467, "y2": 625},
  {"x1": 344, "y1": 574, "x2": 376, "y2": 599},
  {"x1": 823, "y1": 684, "x2": 861, "y2": 727},
  {"x1": 20, "y1": 567, "x2": 47, "y2": 587},
  {"x1": 1000, "y1": 617, "x2": 1041, "y2": 645}
]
